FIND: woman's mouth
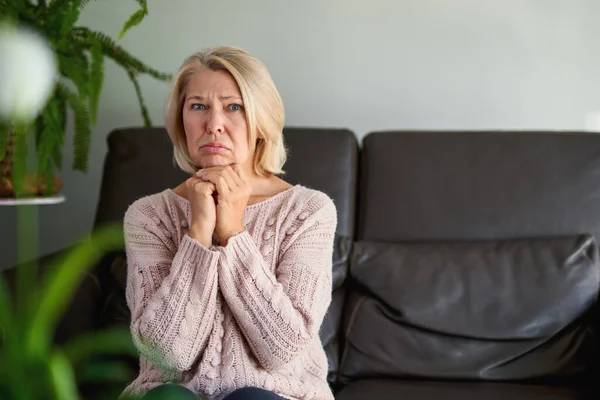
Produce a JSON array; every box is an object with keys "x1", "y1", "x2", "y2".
[{"x1": 200, "y1": 144, "x2": 228, "y2": 154}]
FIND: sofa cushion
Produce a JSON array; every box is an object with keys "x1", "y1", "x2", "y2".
[
  {"x1": 339, "y1": 235, "x2": 599, "y2": 383},
  {"x1": 335, "y1": 380, "x2": 588, "y2": 400}
]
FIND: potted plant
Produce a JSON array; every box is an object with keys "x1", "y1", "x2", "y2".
[{"x1": 0, "y1": 0, "x2": 172, "y2": 198}]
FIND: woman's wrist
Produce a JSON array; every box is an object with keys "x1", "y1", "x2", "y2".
[
  {"x1": 189, "y1": 226, "x2": 212, "y2": 248},
  {"x1": 218, "y1": 228, "x2": 244, "y2": 246}
]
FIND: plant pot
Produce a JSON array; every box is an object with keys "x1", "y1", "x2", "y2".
[
  {"x1": 0, "y1": 172, "x2": 63, "y2": 198},
  {"x1": 0, "y1": 127, "x2": 63, "y2": 198}
]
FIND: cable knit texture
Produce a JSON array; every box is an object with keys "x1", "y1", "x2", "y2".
[{"x1": 121, "y1": 185, "x2": 336, "y2": 400}]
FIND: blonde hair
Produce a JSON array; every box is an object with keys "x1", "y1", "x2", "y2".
[{"x1": 165, "y1": 46, "x2": 286, "y2": 176}]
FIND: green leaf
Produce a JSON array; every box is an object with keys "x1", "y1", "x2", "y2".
[
  {"x1": 48, "y1": 351, "x2": 79, "y2": 400},
  {"x1": 118, "y1": 8, "x2": 147, "y2": 40},
  {"x1": 62, "y1": 326, "x2": 136, "y2": 365},
  {"x1": 28, "y1": 224, "x2": 125, "y2": 355},
  {"x1": 11, "y1": 123, "x2": 28, "y2": 198},
  {"x1": 88, "y1": 38, "x2": 104, "y2": 124},
  {"x1": 128, "y1": 70, "x2": 151, "y2": 127}
]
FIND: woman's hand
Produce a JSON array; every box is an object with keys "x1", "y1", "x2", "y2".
[
  {"x1": 186, "y1": 177, "x2": 217, "y2": 248},
  {"x1": 196, "y1": 165, "x2": 251, "y2": 246}
]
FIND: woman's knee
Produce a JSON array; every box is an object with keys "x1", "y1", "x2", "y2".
[{"x1": 224, "y1": 387, "x2": 284, "y2": 399}]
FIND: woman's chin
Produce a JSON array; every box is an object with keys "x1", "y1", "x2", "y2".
[{"x1": 197, "y1": 156, "x2": 235, "y2": 168}]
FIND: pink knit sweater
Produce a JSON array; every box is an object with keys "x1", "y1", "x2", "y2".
[{"x1": 121, "y1": 185, "x2": 337, "y2": 400}]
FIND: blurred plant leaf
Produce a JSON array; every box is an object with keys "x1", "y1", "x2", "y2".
[
  {"x1": 28, "y1": 224, "x2": 124, "y2": 355},
  {"x1": 76, "y1": 360, "x2": 135, "y2": 384},
  {"x1": 48, "y1": 351, "x2": 79, "y2": 400},
  {"x1": 62, "y1": 326, "x2": 136, "y2": 365},
  {"x1": 0, "y1": 274, "x2": 14, "y2": 343}
]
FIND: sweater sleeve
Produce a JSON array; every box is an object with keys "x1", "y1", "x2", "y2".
[
  {"x1": 217, "y1": 195, "x2": 337, "y2": 370},
  {"x1": 124, "y1": 203, "x2": 220, "y2": 372}
]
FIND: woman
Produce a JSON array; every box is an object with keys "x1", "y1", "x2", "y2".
[{"x1": 121, "y1": 47, "x2": 337, "y2": 400}]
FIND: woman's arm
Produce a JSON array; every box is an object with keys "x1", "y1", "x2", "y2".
[
  {"x1": 124, "y1": 202, "x2": 220, "y2": 372},
  {"x1": 217, "y1": 195, "x2": 336, "y2": 370}
]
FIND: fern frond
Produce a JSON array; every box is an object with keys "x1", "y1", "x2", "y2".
[
  {"x1": 88, "y1": 37, "x2": 104, "y2": 124},
  {"x1": 118, "y1": 7, "x2": 147, "y2": 40},
  {"x1": 4, "y1": 0, "x2": 37, "y2": 21},
  {"x1": 78, "y1": 0, "x2": 95, "y2": 10},
  {"x1": 134, "y1": 0, "x2": 148, "y2": 10},
  {"x1": 53, "y1": 92, "x2": 67, "y2": 169},
  {"x1": 48, "y1": 0, "x2": 75, "y2": 13},
  {"x1": 36, "y1": 100, "x2": 63, "y2": 195},
  {"x1": 80, "y1": 29, "x2": 171, "y2": 81},
  {"x1": 127, "y1": 70, "x2": 151, "y2": 127},
  {"x1": 57, "y1": 83, "x2": 91, "y2": 172},
  {"x1": 45, "y1": 1, "x2": 81, "y2": 39},
  {"x1": 58, "y1": 52, "x2": 89, "y2": 101}
]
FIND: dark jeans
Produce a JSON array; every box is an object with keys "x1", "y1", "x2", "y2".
[
  {"x1": 141, "y1": 384, "x2": 285, "y2": 399},
  {"x1": 223, "y1": 387, "x2": 286, "y2": 399},
  {"x1": 141, "y1": 384, "x2": 197, "y2": 399}
]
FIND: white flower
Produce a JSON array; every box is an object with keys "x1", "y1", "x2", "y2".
[{"x1": 0, "y1": 24, "x2": 57, "y2": 121}]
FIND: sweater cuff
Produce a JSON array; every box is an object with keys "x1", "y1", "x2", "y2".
[
  {"x1": 219, "y1": 231, "x2": 276, "y2": 284},
  {"x1": 175, "y1": 234, "x2": 220, "y2": 270}
]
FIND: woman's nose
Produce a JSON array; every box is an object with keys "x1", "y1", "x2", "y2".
[{"x1": 207, "y1": 110, "x2": 224, "y2": 134}]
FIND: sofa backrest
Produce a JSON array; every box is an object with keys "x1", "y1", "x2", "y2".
[
  {"x1": 93, "y1": 127, "x2": 189, "y2": 228},
  {"x1": 356, "y1": 131, "x2": 600, "y2": 241},
  {"x1": 340, "y1": 131, "x2": 600, "y2": 385}
]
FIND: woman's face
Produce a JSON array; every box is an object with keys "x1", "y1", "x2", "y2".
[{"x1": 182, "y1": 68, "x2": 253, "y2": 171}]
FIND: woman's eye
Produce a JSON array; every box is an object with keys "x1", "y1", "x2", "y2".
[
  {"x1": 228, "y1": 104, "x2": 243, "y2": 111},
  {"x1": 191, "y1": 104, "x2": 206, "y2": 110}
]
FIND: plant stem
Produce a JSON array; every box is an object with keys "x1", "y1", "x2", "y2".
[{"x1": 16, "y1": 204, "x2": 38, "y2": 320}]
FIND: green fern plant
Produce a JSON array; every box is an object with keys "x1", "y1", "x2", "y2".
[{"x1": 0, "y1": 0, "x2": 171, "y2": 197}]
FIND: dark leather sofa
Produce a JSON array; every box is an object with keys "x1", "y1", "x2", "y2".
[{"x1": 23, "y1": 127, "x2": 600, "y2": 398}]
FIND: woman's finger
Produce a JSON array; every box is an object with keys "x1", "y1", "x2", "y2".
[
  {"x1": 228, "y1": 164, "x2": 245, "y2": 187},
  {"x1": 199, "y1": 169, "x2": 232, "y2": 195}
]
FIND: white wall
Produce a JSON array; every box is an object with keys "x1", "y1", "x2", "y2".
[{"x1": 2, "y1": 0, "x2": 600, "y2": 268}]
